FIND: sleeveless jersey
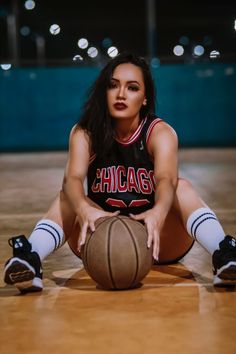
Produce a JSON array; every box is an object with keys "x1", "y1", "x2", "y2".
[{"x1": 87, "y1": 116, "x2": 163, "y2": 216}]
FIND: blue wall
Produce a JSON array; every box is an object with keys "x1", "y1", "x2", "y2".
[
  {"x1": 153, "y1": 63, "x2": 236, "y2": 146},
  {"x1": 0, "y1": 62, "x2": 236, "y2": 151}
]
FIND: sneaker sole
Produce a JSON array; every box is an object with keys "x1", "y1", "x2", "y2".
[
  {"x1": 4, "y1": 258, "x2": 36, "y2": 285},
  {"x1": 213, "y1": 262, "x2": 236, "y2": 287},
  {"x1": 17, "y1": 277, "x2": 43, "y2": 293}
]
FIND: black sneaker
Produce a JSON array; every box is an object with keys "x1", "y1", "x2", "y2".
[
  {"x1": 212, "y1": 235, "x2": 236, "y2": 287},
  {"x1": 4, "y1": 235, "x2": 43, "y2": 293}
]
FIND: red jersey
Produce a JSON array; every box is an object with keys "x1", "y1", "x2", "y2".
[{"x1": 87, "y1": 115, "x2": 163, "y2": 215}]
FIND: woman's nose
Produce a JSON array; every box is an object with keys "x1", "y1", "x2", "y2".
[{"x1": 117, "y1": 86, "x2": 126, "y2": 99}]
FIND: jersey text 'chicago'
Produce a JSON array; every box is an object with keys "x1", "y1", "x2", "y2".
[{"x1": 87, "y1": 115, "x2": 162, "y2": 215}]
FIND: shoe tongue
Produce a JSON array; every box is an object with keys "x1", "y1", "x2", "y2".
[
  {"x1": 12, "y1": 236, "x2": 32, "y2": 253},
  {"x1": 14, "y1": 238, "x2": 24, "y2": 248},
  {"x1": 223, "y1": 235, "x2": 236, "y2": 249},
  {"x1": 229, "y1": 238, "x2": 236, "y2": 248}
]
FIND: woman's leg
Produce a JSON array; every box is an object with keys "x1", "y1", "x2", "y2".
[
  {"x1": 28, "y1": 190, "x2": 77, "y2": 260},
  {"x1": 169, "y1": 178, "x2": 236, "y2": 286},
  {"x1": 4, "y1": 190, "x2": 78, "y2": 293},
  {"x1": 158, "y1": 177, "x2": 216, "y2": 264},
  {"x1": 172, "y1": 178, "x2": 225, "y2": 254}
]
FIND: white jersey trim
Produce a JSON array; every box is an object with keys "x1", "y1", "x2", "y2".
[
  {"x1": 146, "y1": 118, "x2": 162, "y2": 143},
  {"x1": 116, "y1": 117, "x2": 147, "y2": 145}
]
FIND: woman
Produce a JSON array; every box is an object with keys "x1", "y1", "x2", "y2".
[{"x1": 4, "y1": 52, "x2": 236, "y2": 293}]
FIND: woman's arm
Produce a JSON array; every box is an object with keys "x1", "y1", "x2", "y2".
[
  {"x1": 130, "y1": 121, "x2": 178, "y2": 260},
  {"x1": 149, "y1": 121, "x2": 178, "y2": 223},
  {"x1": 62, "y1": 125, "x2": 91, "y2": 213},
  {"x1": 62, "y1": 125, "x2": 119, "y2": 247}
]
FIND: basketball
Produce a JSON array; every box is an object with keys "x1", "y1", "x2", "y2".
[{"x1": 81, "y1": 215, "x2": 153, "y2": 290}]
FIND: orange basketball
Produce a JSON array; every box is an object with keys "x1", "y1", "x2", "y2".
[{"x1": 81, "y1": 215, "x2": 153, "y2": 290}]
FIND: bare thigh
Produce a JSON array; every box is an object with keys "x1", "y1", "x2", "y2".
[
  {"x1": 43, "y1": 191, "x2": 102, "y2": 256},
  {"x1": 158, "y1": 208, "x2": 194, "y2": 264},
  {"x1": 42, "y1": 190, "x2": 77, "y2": 240},
  {"x1": 158, "y1": 177, "x2": 207, "y2": 263},
  {"x1": 67, "y1": 206, "x2": 194, "y2": 263},
  {"x1": 46, "y1": 178, "x2": 201, "y2": 262}
]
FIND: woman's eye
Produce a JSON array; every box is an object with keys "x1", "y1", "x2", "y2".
[
  {"x1": 108, "y1": 82, "x2": 117, "y2": 89},
  {"x1": 129, "y1": 86, "x2": 139, "y2": 91}
]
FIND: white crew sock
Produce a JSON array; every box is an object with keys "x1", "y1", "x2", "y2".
[
  {"x1": 186, "y1": 207, "x2": 225, "y2": 255},
  {"x1": 28, "y1": 219, "x2": 65, "y2": 261}
]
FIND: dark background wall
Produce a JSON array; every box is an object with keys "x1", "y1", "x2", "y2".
[
  {"x1": 1, "y1": 1, "x2": 236, "y2": 151},
  {"x1": 0, "y1": 62, "x2": 235, "y2": 151}
]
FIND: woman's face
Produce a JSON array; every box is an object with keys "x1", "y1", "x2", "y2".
[{"x1": 106, "y1": 63, "x2": 147, "y2": 121}]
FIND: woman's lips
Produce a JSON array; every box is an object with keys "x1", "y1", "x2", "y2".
[{"x1": 114, "y1": 103, "x2": 127, "y2": 110}]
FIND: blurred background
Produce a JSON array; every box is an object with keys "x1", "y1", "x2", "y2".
[{"x1": 0, "y1": 0, "x2": 236, "y2": 151}]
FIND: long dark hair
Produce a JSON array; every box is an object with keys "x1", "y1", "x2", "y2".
[{"x1": 78, "y1": 52, "x2": 156, "y2": 158}]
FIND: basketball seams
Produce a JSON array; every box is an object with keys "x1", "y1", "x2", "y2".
[
  {"x1": 117, "y1": 216, "x2": 139, "y2": 287},
  {"x1": 83, "y1": 215, "x2": 152, "y2": 290},
  {"x1": 84, "y1": 216, "x2": 115, "y2": 270},
  {"x1": 85, "y1": 217, "x2": 117, "y2": 289},
  {"x1": 107, "y1": 218, "x2": 118, "y2": 289},
  {"x1": 83, "y1": 230, "x2": 94, "y2": 272}
]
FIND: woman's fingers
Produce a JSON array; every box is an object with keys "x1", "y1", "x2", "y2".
[
  {"x1": 129, "y1": 212, "x2": 144, "y2": 221},
  {"x1": 78, "y1": 210, "x2": 120, "y2": 250},
  {"x1": 147, "y1": 229, "x2": 153, "y2": 249},
  {"x1": 79, "y1": 222, "x2": 88, "y2": 247},
  {"x1": 89, "y1": 220, "x2": 95, "y2": 233},
  {"x1": 104, "y1": 210, "x2": 120, "y2": 217},
  {"x1": 152, "y1": 229, "x2": 160, "y2": 261},
  {"x1": 145, "y1": 223, "x2": 160, "y2": 261}
]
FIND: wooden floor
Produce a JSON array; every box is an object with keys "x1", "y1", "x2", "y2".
[{"x1": 0, "y1": 149, "x2": 236, "y2": 354}]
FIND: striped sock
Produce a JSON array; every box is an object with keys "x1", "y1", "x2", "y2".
[
  {"x1": 186, "y1": 207, "x2": 225, "y2": 255},
  {"x1": 28, "y1": 219, "x2": 65, "y2": 261}
]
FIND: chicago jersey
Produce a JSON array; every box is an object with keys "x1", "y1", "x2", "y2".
[{"x1": 87, "y1": 115, "x2": 163, "y2": 215}]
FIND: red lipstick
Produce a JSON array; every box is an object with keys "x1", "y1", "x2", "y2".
[{"x1": 114, "y1": 103, "x2": 127, "y2": 110}]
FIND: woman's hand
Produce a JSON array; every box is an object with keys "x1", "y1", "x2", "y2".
[
  {"x1": 77, "y1": 203, "x2": 119, "y2": 250},
  {"x1": 130, "y1": 208, "x2": 164, "y2": 261}
]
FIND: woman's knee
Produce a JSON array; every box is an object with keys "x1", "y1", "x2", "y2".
[
  {"x1": 174, "y1": 177, "x2": 206, "y2": 215},
  {"x1": 176, "y1": 177, "x2": 194, "y2": 194},
  {"x1": 43, "y1": 190, "x2": 76, "y2": 227}
]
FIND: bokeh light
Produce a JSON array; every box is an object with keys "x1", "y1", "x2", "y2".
[
  {"x1": 77, "y1": 38, "x2": 89, "y2": 49},
  {"x1": 49, "y1": 24, "x2": 61, "y2": 35},
  {"x1": 87, "y1": 47, "x2": 98, "y2": 58},
  {"x1": 224, "y1": 67, "x2": 234, "y2": 76},
  {"x1": 102, "y1": 38, "x2": 113, "y2": 48},
  {"x1": 173, "y1": 45, "x2": 184, "y2": 56},
  {"x1": 193, "y1": 45, "x2": 205, "y2": 57},
  {"x1": 107, "y1": 46, "x2": 118, "y2": 58},
  {"x1": 1, "y1": 64, "x2": 12, "y2": 70},
  {"x1": 24, "y1": 0, "x2": 36, "y2": 11},
  {"x1": 179, "y1": 36, "x2": 189, "y2": 46},
  {"x1": 150, "y1": 57, "x2": 160, "y2": 68},
  {"x1": 73, "y1": 55, "x2": 84, "y2": 62},
  {"x1": 20, "y1": 26, "x2": 31, "y2": 36},
  {"x1": 210, "y1": 50, "x2": 220, "y2": 59}
]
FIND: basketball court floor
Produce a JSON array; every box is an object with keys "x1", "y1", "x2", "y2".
[{"x1": 0, "y1": 149, "x2": 236, "y2": 354}]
